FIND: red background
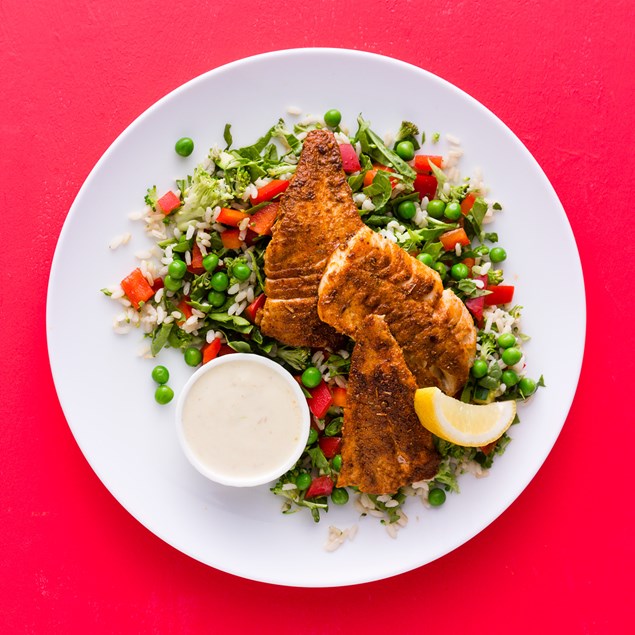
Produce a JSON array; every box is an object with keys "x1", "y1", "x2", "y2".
[{"x1": 2, "y1": 0, "x2": 634, "y2": 633}]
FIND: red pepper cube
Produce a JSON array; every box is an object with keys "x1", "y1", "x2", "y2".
[
  {"x1": 318, "y1": 436, "x2": 342, "y2": 459},
  {"x1": 307, "y1": 381, "x2": 333, "y2": 419},
  {"x1": 304, "y1": 475, "x2": 334, "y2": 499},
  {"x1": 157, "y1": 191, "x2": 181, "y2": 215},
  {"x1": 120, "y1": 268, "x2": 154, "y2": 310}
]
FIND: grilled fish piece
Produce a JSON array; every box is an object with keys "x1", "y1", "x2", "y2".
[
  {"x1": 337, "y1": 314, "x2": 440, "y2": 494},
  {"x1": 259, "y1": 129, "x2": 363, "y2": 348},
  {"x1": 318, "y1": 225, "x2": 476, "y2": 395}
]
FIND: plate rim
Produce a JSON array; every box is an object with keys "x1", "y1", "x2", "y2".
[{"x1": 46, "y1": 47, "x2": 586, "y2": 587}]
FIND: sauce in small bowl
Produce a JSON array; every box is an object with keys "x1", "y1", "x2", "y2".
[{"x1": 175, "y1": 353, "x2": 310, "y2": 487}]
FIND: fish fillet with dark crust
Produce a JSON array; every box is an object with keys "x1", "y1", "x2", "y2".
[
  {"x1": 318, "y1": 225, "x2": 476, "y2": 395},
  {"x1": 337, "y1": 314, "x2": 440, "y2": 494},
  {"x1": 259, "y1": 129, "x2": 363, "y2": 348}
]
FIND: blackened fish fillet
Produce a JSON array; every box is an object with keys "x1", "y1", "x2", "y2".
[
  {"x1": 337, "y1": 314, "x2": 440, "y2": 494},
  {"x1": 259, "y1": 129, "x2": 363, "y2": 348},
  {"x1": 317, "y1": 225, "x2": 476, "y2": 395}
]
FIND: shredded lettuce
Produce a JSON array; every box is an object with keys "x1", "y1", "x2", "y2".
[{"x1": 173, "y1": 166, "x2": 233, "y2": 228}]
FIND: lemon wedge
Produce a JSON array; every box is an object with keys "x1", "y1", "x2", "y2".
[{"x1": 414, "y1": 387, "x2": 516, "y2": 447}]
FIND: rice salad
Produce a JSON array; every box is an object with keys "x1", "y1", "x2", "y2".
[{"x1": 103, "y1": 110, "x2": 543, "y2": 546}]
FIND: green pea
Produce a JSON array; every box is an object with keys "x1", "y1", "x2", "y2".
[
  {"x1": 433, "y1": 262, "x2": 447, "y2": 280},
  {"x1": 490, "y1": 247, "x2": 507, "y2": 263},
  {"x1": 184, "y1": 347, "x2": 202, "y2": 367},
  {"x1": 501, "y1": 370, "x2": 519, "y2": 386},
  {"x1": 210, "y1": 271, "x2": 229, "y2": 292},
  {"x1": 475, "y1": 245, "x2": 490, "y2": 256},
  {"x1": 331, "y1": 488, "x2": 349, "y2": 505},
  {"x1": 155, "y1": 385, "x2": 174, "y2": 405},
  {"x1": 428, "y1": 487, "x2": 446, "y2": 506},
  {"x1": 519, "y1": 377, "x2": 537, "y2": 398},
  {"x1": 497, "y1": 333, "x2": 516, "y2": 349},
  {"x1": 151, "y1": 365, "x2": 169, "y2": 385},
  {"x1": 444, "y1": 201, "x2": 462, "y2": 220},
  {"x1": 471, "y1": 359, "x2": 488, "y2": 379},
  {"x1": 427, "y1": 199, "x2": 446, "y2": 219},
  {"x1": 167, "y1": 259, "x2": 187, "y2": 280},
  {"x1": 331, "y1": 454, "x2": 342, "y2": 471},
  {"x1": 396, "y1": 200, "x2": 416, "y2": 221},
  {"x1": 307, "y1": 428, "x2": 318, "y2": 446},
  {"x1": 232, "y1": 262, "x2": 251, "y2": 281},
  {"x1": 451, "y1": 263, "x2": 469, "y2": 280},
  {"x1": 501, "y1": 347, "x2": 522, "y2": 366},
  {"x1": 324, "y1": 109, "x2": 342, "y2": 127},
  {"x1": 296, "y1": 472, "x2": 312, "y2": 490},
  {"x1": 163, "y1": 275, "x2": 182, "y2": 291},
  {"x1": 395, "y1": 140, "x2": 415, "y2": 161},
  {"x1": 207, "y1": 290, "x2": 226, "y2": 307},
  {"x1": 301, "y1": 366, "x2": 322, "y2": 389},
  {"x1": 416, "y1": 252, "x2": 434, "y2": 267},
  {"x1": 175, "y1": 137, "x2": 194, "y2": 157},
  {"x1": 203, "y1": 253, "x2": 219, "y2": 272}
]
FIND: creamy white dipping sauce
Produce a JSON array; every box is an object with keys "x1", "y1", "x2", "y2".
[{"x1": 180, "y1": 357, "x2": 306, "y2": 484}]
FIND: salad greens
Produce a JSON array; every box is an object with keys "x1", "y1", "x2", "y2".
[{"x1": 105, "y1": 111, "x2": 542, "y2": 529}]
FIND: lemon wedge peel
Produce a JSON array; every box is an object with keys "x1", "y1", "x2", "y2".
[{"x1": 414, "y1": 387, "x2": 516, "y2": 447}]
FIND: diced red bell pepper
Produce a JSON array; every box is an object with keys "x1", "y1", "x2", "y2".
[
  {"x1": 307, "y1": 380, "x2": 333, "y2": 419},
  {"x1": 216, "y1": 207, "x2": 249, "y2": 227},
  {"x1": 414, "y1": 155, "x2": 443, "y2": 173},
  {"x1": 480, "y1": 441, "x2": 497, "y2": 455},
  {"x1": 304, "y1": 475, "x2": 334, "y2": 499},
  {"x1": 364, "y1": 164, "x2": 397, "y2": 188},
  {"x1": 187, "y1": 243, "x2": 205, "y2": 274},
  {"x1": 157, "y1": 190, "x2": 181, "y2": 215},
  {"x1": 220, "y1": 229, "x2": 242, "y2": 250},
  {"x1": 244, "y1": 294, "x2": 266, "y2": 323},
  {"x1": 440, "y1": 227, "x2": 471, "y2": 251},
  {"x1": 413, "y1": 174, "x2": 437, "y2": 200},
  {"x1": 484, "y1": 285, "x2": 515, "y2": 306},
  {"x1": 464, "y1": 276, "x2": 488, "y2": 326},
  {"x1": 339, "y1": 144, "x2": 361, "y2": 173},
  {"x1": 462, "y1": 257, "x2": 476, "y2": 275},
  {"x1": 319, "y1": 436, "x2": 342, "y2": 459},
  {"x1": 250, "y1": 179, "x2": 290, "y2": 205},
  {"x1": 217, "y1": 344, "x2": 236, "y2": 356},
  {"x1": 465, "y1": 296, "x2": 484, "y2": 327},
  {"x1": 248, "y1": 202, "x2": 278, "y2": 236},
  {"x1": 202, "y1": 338, "x2": 221, "y2": 364},
  {"x1": 176, "y1": 297, "x2": 192, "y2": 325},
  {"x1": 120, "y1": 268, "x2": 154, "y2": 310},
  {"x1": 331, "y1": 386, "x2": 347, "y2": 408},
  {"x1": 151, "y1": 278, "x2": 164, "y2": 292},
  {"x1": 461, "y1": 193, "x2": 476, "y2": 216}
]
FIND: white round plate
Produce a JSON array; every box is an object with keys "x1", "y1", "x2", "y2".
[{"x1": 47, "y1": 49, "x2": 585, "y2": 587}]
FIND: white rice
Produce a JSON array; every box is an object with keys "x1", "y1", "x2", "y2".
[
  {"x1": 109, "y1": 233, "x2": 131, "y2": 250},
  {"x1": 286, "y1": 105, "x2": 302, "y2": 116},
  {"x1": 128, "y1": 209, "x2": 145, "y2": 221},
  {"x1": 324, "y1": 524, "x2": 358, "y2": 552},
  {"x1": 333, "y1": 375, "x2": 348, "y2": 389}
]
